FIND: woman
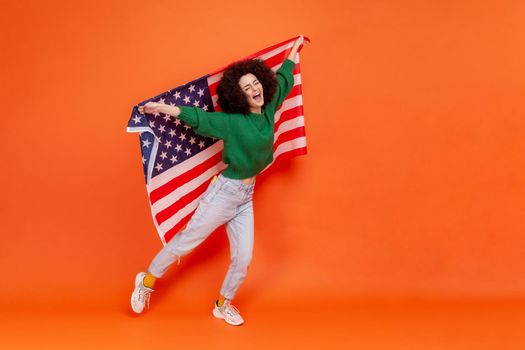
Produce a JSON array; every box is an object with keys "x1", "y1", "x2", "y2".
[{"x1": 132, "y1": 36, "x2": 307, "y2": 326}]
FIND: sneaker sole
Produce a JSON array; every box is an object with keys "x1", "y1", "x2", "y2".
[
  {"x1": 212, "y1": 307, "x2": 244, "y2": 326},
  {"x1": 131, "y1": 272, "x2": 146, "y2": 314}
]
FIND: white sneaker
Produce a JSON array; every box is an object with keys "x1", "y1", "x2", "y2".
[
  {"x1": 212, "y1": 300, "x2": 245, "y2": 326},
  {"x1": 131, "y1": 272, "x2": 154, "y2": 314}
]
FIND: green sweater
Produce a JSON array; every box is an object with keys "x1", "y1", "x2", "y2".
[{"x1": 177, "y1": 58, "x2": 296, "y2": 179}]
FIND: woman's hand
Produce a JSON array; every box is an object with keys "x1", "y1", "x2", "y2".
[
  {"x1": 287, "y1": 35, "x2": 309, "y2": 61},
  {"x1": 138, "y1": 102, "x2": 161, "y2": 115},
  {"x1": 294, "y1": 35, "x2": 310, "y2": 48}
]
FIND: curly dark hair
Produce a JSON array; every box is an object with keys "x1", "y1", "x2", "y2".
[{"x1": 217, "y1": 58, "x2": 278, "y2": 115}]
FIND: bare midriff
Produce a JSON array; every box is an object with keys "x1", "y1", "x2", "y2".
[{"x1": 240, "y1": 176, "x2": 255, "y2": 185}]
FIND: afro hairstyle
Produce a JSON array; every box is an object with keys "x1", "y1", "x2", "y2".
[{"x1": 216, "y1": 58, "x2": 278, "y2": 115}]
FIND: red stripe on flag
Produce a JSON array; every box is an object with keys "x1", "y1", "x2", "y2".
[
  {"x1": 274, "y1": 146, "x2": 308, "y2": 164},
  {"x1": 209, "y1": 82, "x2": 218, "y2": 98},
  {"x1": 272, "y1": 85, "x2": 302, "y2": 116},
  {"x1": 261, "y1": 52, "x2": 289, "y2": 70},
  {"x1": 287, "y1": 84, "x2": 303, "y2": 99},
  {"x1": 164, "y1": 211, "x2": 194, "y2": 243},
  {"x1": 275, "y1": 105, "x2": 304, "y2": 131},
  {"x1": 274, "y1": 127, "x2": 306, "y2": 151},
  {"x1": 208, "y1": 36, "x2": 302, "y2": 76},
  {"x1": 150, "y1": 151, "x2": 223, "y2": 204},
  {"x1": 155, "y1": 178, "x2": 212, "y2": 225}
]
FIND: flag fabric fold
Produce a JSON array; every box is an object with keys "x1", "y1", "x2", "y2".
[{"x1": 127, "y1": 36, "x2": 308, "y2": 244}]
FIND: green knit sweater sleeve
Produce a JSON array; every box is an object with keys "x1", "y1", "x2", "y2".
[
  {"x1": 177, "y1": 106, "x2": 230, "y2": 139},
  {"x1": 265, "y1": 58, "x2": 296, "y2": 115}
]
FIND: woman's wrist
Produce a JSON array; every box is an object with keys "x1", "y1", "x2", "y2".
[
  {"x1": 157, "y1": 103, "x2": 169, "y2": 114},
  {"x1": 158, "y1": 103, "x2": 180, "y2": 117},
  {"x1": 288, "y1": 37, "x2": 303, "y2": 61}
]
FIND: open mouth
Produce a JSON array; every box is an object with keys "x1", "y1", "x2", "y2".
[{"x1": 253, "y1": 92, "x2": 262, "y2": 103}]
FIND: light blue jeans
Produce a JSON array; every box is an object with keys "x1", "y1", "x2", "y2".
[{"x1": 148, "y1": 174, "x2": 255, "y2": 300}]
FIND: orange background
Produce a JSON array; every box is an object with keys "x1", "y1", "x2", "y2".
[{"x1": 1, "y1": 0, "x2": 525, "y2": 348}]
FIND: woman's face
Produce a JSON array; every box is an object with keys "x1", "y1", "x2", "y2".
[{"x1": 238, "y1": 73, "x2": 264, "y2": 112}]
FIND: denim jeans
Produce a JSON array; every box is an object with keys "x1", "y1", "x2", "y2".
[{"x1": 148, "y1": 174, "x2": 255, "y2": 300}]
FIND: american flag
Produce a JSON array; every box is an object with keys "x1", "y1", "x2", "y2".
[{"x1": 127, "y1": 36, "x2": 308, "y2": 244}]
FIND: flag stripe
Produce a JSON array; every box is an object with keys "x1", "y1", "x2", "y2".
[
  {"x1": 275, "y1": 95, "x2": 303, "y2": 124},
  {"x1": 159, "y1": 194, "x2": 201, "y2": 235},
  {"x1": 275, "y1": 116, "x2": 304, "y2": 141},
  {"x1": 163, "y1": 211, "x2": 193, "y2": 243},
  {"x1": 262, "y1": 138, "x2": 308, "y2": 174},
  {"x1": 273, "y1": 137, "x2": 308, "y2": 161},
  {"x1": 149, "y1": 140, "x2": 224, "y2": 192},
  {"x1": 275, "y1": 106, "x2": 304, "y2": 132},
  {"x1": 155, "y1": 177, "x2": 211, "y2": 225},
  {"x1": 208, "y1": 37, "x2": 297, "y2": 76},
  {"x1": 150, "y1": 150, "x2": 223, "y2": 204},
  {"x1": 274, "y1": 127, "x2": 306, "y2": 151},
  {"x1": 275, "y1": 119, "x2": 306, "y2": 144},
  {"x1": 152, "y1": 160, "x2": 226, "y2": 218},
  {"x1": 274, "y1": 146, "x2": 308, "y2": 163}
]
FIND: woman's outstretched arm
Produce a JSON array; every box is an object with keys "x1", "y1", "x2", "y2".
[
  {"x1": 138, "y1": 103, "x2": 229, "y2": 139},
  {"x1": 287, "y1": 35, "x2": 308, "y2": 62},
  {"x1": 138, "y1": 103, "x2": 180, "y2": 117}
]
